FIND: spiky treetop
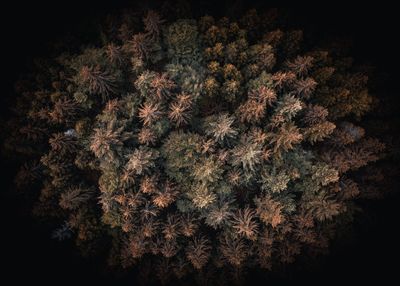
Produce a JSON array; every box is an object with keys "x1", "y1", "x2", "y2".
[{"x1": 4, "y1": 8, "x2": 388, "y2": 285}]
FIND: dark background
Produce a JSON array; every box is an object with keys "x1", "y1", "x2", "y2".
[{"x1": 1, "y1": 1, "x2": 399, "y2": 285}]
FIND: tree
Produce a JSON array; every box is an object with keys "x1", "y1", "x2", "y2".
[
  {"x1": 186, "y1": 236, "x2": 211, "y2": 269},
  {"x1": 138, "y1": 101, "x2": 163, "y2": 126},
  {"x1": 78, "y1": 65, "x2": 117, "y2": 100},
  {"x1": 205, "y1": 113, "x2": 238, "y2": 143},
  {"x1": 255, "y1": 194, "x2": 285, "y2": 228},
  {"x1": 90, "y1": 120, "x2": 132, "y2": 166},
  {"x1": 231, "y1": 134, "x2": 263, "y2": 172},
  {"x1": 125, "y1": 146, "x2": 159, "y2": 176},
  {"x1": 231, "y1": 207, "x2": 259, "y2": 240}
]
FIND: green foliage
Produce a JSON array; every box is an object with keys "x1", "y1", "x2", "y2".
[
  {"x1": 231, "y1": 134, "x2": 263, "y2": 172},
  {"x1": 260, "y1": 167, "x2": 291, "y2": 193},
  {"x1": 161, "y1": 131, "x2": 202, "y2": 183},
  {"x1": 165, "y1": 19, "x2": 201, "y2": 65}
]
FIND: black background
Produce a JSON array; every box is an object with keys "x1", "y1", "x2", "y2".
[{"x1": 1, "y1": 1, "x2": 399, "y2": 285}]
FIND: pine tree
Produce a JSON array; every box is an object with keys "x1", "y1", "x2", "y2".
[
  {"x1": 78, "y1": 65, "x2": 117, "y2": 100},
  {"x1": 186, "y1": 236, "x2": 211, "y2": 269},
  {"x1": 231, "y1": 207, "x2": 259, "y2": 240}
]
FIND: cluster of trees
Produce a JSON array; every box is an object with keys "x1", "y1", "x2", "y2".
[{"x1": 3, "y1": 7, "x2": 389, "y2": 285}]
